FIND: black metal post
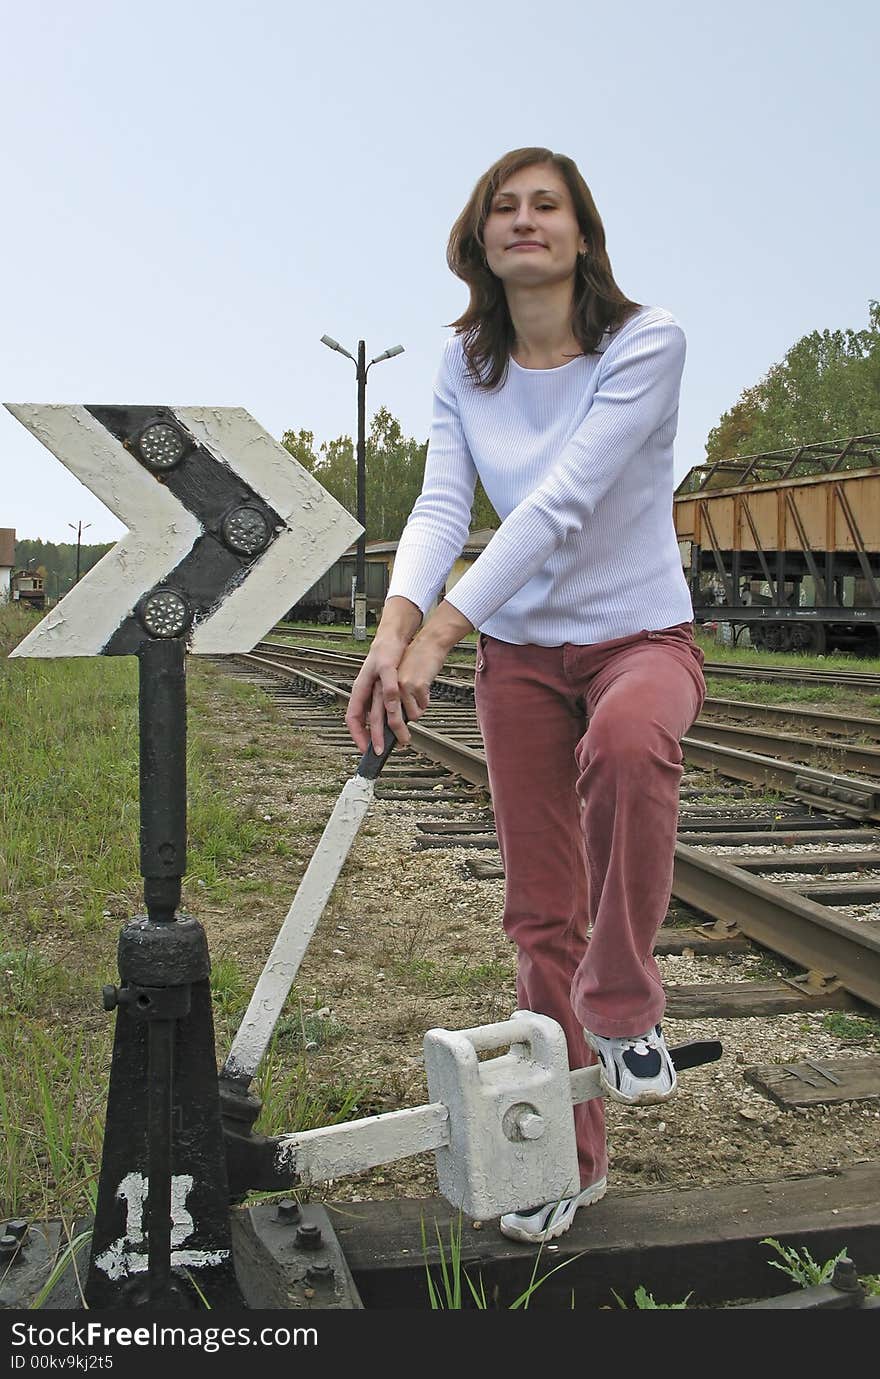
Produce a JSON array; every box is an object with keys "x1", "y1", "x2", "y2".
[
  {"x1": 139, "y1": 639, "x2": 186, "y2": 923},
  {"x1": 85, "y1": 634, "x2": 241, "y2": 1310},
  {"x1": 139, "y1": 638, "x2": 186, "y2": 1305},
  {"x1": 354, "y1": 340, "x2": 367, "y2": 640}
]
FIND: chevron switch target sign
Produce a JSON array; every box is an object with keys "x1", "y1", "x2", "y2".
[{"x1": 4, "y1": 404, "x2": 362, "y2": 658}]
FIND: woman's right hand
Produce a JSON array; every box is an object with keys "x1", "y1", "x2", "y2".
[{"x1": 345, "y1": 597, "x2": 422, "y2": 753}]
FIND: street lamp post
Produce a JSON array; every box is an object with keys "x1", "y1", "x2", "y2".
[
  {"x1": 68, "y1": 519, "x2": 92, "y2": 583},
  {"x1": 320, "y1": 334, "x2": 404, "y2": 640}
]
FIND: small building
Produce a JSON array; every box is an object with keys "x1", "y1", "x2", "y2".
[
  {"x1": 12, "y1": 567, "x2": 46, "y2": 610},
  {"x1": 0, "y1": 528, "x2": 14, "y2": 604}
]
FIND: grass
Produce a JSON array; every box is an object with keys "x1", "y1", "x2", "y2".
[
  {"x1": 421, "y1": 1210, "x2": 580, "y2": 1309},
  {"x1": 390, "y1": 955, "x2": 513, "y2": 993},
  {"x1": 704, "y1": 677, "x2": 865, "y2": 708},
  {"x1": 820, "y1": 1011, "x2": 880, "y2": 1044},
  {"x1": 694, "y1": 629, "x2": 880, "y2": 675}
]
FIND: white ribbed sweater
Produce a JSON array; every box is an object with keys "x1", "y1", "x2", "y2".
[{"x1": 386, "y1": 304, "x2": 695, "y2": 646}]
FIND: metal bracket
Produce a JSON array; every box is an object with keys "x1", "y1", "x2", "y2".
[
  {"x1": 781, "y1": 1058, "x2": 844, "y2": 1088},
  {"x1": 781, "y1": 968, "x2": 842, "y2": 997},
  {"x1": 793, "y1": 775, "x2": 874, "y2": 817},
  {"x1": 695, "y1": 916, "x2": 742, "y2": 941},
  {"x1": 230, "y1": 1201, "x2": 363, "y2": 1309}
]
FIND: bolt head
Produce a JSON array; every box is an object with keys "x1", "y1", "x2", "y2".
[
  {"x1": 295, "y1": 1223, "x2": 323, "y2": 1250},
  {"x1": 305, "y1": 1263, "x2": 334, "y2": 1285}
]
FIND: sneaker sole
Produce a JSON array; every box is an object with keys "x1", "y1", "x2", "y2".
[
  {"x1": 499, "y1": 1179, "x2": 608, "y2": 1245},
  {"x1": 598, "y1": 1072, "x2": 678, "y2": 1106},
  {"x1": 585, "y1": 1033, "x2": 678, "y2": 1106}
]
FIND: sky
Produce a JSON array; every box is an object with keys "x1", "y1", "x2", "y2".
[{"x1": 1, "y1": 0, "x2": 877, "y2": 547}]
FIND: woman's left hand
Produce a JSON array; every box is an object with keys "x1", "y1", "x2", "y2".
[
  {"x1": 396, "y1": 600, "x2": 474, "y2": 723},
  {"x1": 396, "y1": 636, "x2": 450, "y2": 721}
]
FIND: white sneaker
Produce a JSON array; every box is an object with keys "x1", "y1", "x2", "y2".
[
  {"x1": 584, "y1": 1023, "x2": 677, "y2": 1105},
  {"x1": 499, "y1": 1178, "x2": 607, "y2": 1244}
]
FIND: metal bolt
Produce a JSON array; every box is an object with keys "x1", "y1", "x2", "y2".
[
  {"x1": 305, "y1": 1263, "x2": 334, "y2": 1285},
  {"x1": 295, "y1": 1223, "x2": 323, "y2": 1250},
  {"x1": 0, "y1": 1234, "x2": 21, "y2": 1263},
  {"x1": 502, "y1": 1102, "x2": 547, "y2": 1142},
  {"x1": 515, "y1": 1111, "x2": 546, "y2": 1141},
  {"x1": 276, "y1": 1199, "x2": 301, "y2": 1224},
  {"x1": 102, "y1": 985, "x2": 119, "y2": 1011},
  {"x1": 5, "y1": 1221, "x2": 28, "y2": 1242},
  {"x1": 831, "y1": 1257, "x2": 863, "y2": 1294}
]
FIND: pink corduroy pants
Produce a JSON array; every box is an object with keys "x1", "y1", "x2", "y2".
[{"x1": 474, "y1": 621, "x2": 706, "y2": 1188}]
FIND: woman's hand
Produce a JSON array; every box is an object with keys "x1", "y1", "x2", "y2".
[
  {"x1": 345, "y1": 596, "x2": 423, "y2": 753},
  {"x1": 346, "y1": 630, "x2": 412, "y2": 753},
  {"x1": 397, "y1": 600, "x2": 474, "y2": 730},
  {"x1": 345, "y1": 598, "x2": 473, "y2": 754}
]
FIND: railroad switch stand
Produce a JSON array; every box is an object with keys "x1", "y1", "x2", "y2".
[{"x1": 220, "y1": 1015, "x2": 723, "y2": 1221}]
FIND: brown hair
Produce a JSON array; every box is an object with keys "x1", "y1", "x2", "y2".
[{"x1": 447, "y1": 146, "x2": 642, "y2": 388}]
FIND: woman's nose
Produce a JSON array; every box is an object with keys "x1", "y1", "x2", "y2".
[{"x1": 512, "y1": 205, "x2": 535, "y2": 231}]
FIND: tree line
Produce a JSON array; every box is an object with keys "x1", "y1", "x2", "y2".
[
  {"x1": 15, "y1": 298, "x2": 880, "y2": 586},
  {"x1": 281, "y1": 404, "x2": 499, "y2": 542},
  {"x1": 12, "y1": 539, "x2": 113, "y2": 598},
  {"x1": 691, "y1": 297, "x2": 880, "y2": 489}
]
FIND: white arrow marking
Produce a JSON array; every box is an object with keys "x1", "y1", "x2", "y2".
[
  {"x1": 174, "y1": 406, "x2": 361, "y2": 655},
  {"x1": 4, "y1": 403, "x2": 362, "y2": 658},
  {"x1": 5, "y1": 405, "x2": 201, "y2": 658}
]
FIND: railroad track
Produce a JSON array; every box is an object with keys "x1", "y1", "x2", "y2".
[
  {"x1": 276, "y1": 624, "x2": 880, "y2": 690},
  {"x1": 224, "y1": 644, "x2": 880, "y2": 1028},
  {"x1": 206, "y1": 646, "x2": 880, "y2": 1306}
]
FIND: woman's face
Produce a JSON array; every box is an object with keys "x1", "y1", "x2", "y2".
[{"x1": 482, "y1": 162, "x2": 587, "y2": 288}]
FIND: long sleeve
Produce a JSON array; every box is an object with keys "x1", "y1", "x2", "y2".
[
  {"x1": 442, "y1": 316, "x2": 686, "y2": 630},
  {"x1": 385, "y1": 342, "x2": 479, "y2": 614}
]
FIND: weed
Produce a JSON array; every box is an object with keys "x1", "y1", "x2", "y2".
[
  {"x1": 761, "y1": 1236, "x2": 849, "y2": 1287},
  {"x1": 271, "y1": 1001, "x2": 348, "y2": 1051},
  {"x1": 612, "y1": 1285, "x2": 693, "y2": 1309},
  {"x1": 0, "y1": 1022, "x2": 103, "y2": 1221}
]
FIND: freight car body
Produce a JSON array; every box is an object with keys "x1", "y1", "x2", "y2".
[
  {"x1": 285, "y1": 549, "x2": 389, "y2": 624},
  {"x1": 674, "y1": 434, "x2": 880, "y2": 654}
]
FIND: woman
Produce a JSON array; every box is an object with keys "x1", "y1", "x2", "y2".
[{"x1": 345, "y1": 146, "x2": 706, "y2": 1245}]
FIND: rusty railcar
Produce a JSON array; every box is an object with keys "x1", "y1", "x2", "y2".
[{"x1": 674, "y1": 433, "x2": 880, "y2": 653}]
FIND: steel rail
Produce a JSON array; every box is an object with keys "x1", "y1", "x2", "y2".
[
  {"x1": 242, "y1": 649, "x2": 880, "y2": 819},
  {"x1": 685, "y1": 720, "x2": 880, "y2": 777},
  {"x1": 679, "y1": 736, "x2": 880, "y2": 821},
  {"x1": 672, "y1": 842, "x2": 880, "y2": 1010},
  {"x1": 702, "y1": 697, "x2": 880, "y2": 740},
  {"x1": 701, "y1": 661, "x2": 880, "y2": 690},
  {"x1": 268, "y1": 640, "x2": 880, "y2": 733}
]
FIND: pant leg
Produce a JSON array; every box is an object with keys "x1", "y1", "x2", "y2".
[
  {"x1": 475, "y1": 635, "x2": 607, "y2": 1190},
  {"x1": 567, "y1": 625, "x2": 706, "y2": 1036}
]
